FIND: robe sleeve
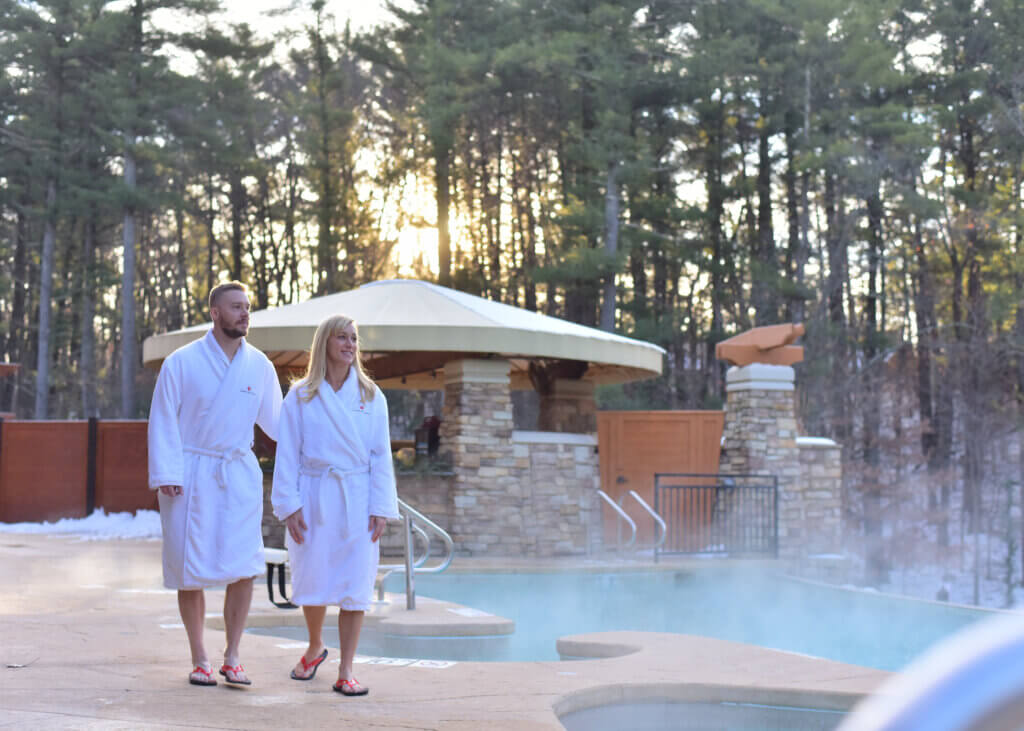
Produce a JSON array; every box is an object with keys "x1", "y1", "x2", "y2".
[
  {"x1": 368, "y1": 388, "x2": 400, "y2": 520},
  {"x1": 147, "y1": 356, "x2": 184, "y2": 489},
  {"x1": 271, "y1": 390, "x2": 304, "y2": 521},
  {"x1": 256, "y1": 357, "x2": 283, "y2": 442}
]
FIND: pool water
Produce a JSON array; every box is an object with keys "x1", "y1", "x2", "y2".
[{"x1": 255, "y1": 567, "x2": 995, "y2": 669}]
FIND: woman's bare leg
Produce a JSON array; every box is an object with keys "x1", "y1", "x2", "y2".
[{"x1": 337, "y1": 609, "x2": 365, "y2": 683}]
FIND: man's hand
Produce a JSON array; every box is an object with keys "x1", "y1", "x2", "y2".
[
  {"x1": 369, "y1": 515, "x2": 387, "y2": 542},
  {"x1": 286, "y1": 508, "x2": 308, "y2": 544},
  {"x1": 158, "y1": 485, "x2": 182, "y2": 496}
]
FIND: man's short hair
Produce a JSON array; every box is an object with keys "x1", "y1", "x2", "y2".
[{"x1": 208, "y1": 281, "x2": 248, "y2": 310}]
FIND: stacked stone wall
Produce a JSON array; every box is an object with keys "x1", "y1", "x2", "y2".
[
  {"x1": 380, "y1": 472, "x2": 455, "y2": 557},
  {"x1": 538, "y1": 379, "x2": 597, "y2": 433},
  {"x1": 719, "y1": 364, "x2": 843, "y2": 559},
  {"x1": 440, "y1": 361, "x2": 525, "y2": 555},
  {"x1": 514, "y1": 432, "x2": 599, "y2": 556},
  {"x1": 795, "y1": 439, "x2": 843, "y2": 555},
  {"x1": 434, "y1": 359, "x2": 600, "y2": 557}
]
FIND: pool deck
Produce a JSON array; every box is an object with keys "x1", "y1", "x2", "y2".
[{"x1": 0, "y1": 534, "x2": 890, "y2": 729}]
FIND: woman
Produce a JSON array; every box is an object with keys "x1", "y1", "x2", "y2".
[{"x1": 271, "y1": 314, "x2": 399, "y2": 696}]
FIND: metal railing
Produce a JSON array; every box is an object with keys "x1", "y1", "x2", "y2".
[
  {"x1": 597, "y1": 488, "x2": 637, "y2": 551},
  {"x1": 654, "y1": 473, "x2": 778, "y2": 559},
  {"x1": 378, "y1": 497, "x2": 454, "y2": 609},
  {"x1": 617, "y1": 489, "x2": 667, "y2": 554}
]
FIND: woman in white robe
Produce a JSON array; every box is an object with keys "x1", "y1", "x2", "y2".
[{"x1": 271, "y1": 314, "x2": 399, "y2": 696}]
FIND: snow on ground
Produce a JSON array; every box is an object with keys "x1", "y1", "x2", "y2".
[
  {"x1": 0, "y1": 510, "x2": 162, "y2": 540},
  {"x1": 844, "y1": 530, "x2": 1024, "y2": 611}
]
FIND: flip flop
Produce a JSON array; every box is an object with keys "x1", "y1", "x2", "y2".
[
  {"x1": 333, "y1": 677, "x2": 369, "y2": 696},
  {"x1": 189, "y1": 665, "x2": 217, "y2": 686},
  {"x1": 219, "y1": 664, "x2": 252, "y2": 686},
  {"x1": 290, "y1": 648, "x2": 328, "y2": 681}
]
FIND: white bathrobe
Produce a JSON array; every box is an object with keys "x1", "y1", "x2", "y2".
[
  {"x1": 271, "y1": 369, "x2": 399, "y2": 609},
  {"x1": 148, "y1": 330, "x2": 282, "y2": 590}
]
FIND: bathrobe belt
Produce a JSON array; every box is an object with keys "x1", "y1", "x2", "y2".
[
  {"x1": 299, "y1": 463, "x2": 371, "y2": 536},
  {"x1": 183, "y1": 444, "x2": 252, "y2": 489}
]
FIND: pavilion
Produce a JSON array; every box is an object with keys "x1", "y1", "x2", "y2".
[{"x1": 142, "y1": 279, "x2": 665, "y2": 556}]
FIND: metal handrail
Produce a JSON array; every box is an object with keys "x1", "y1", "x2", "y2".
[
  {"x1": 411, "y1": 522, "x2": 431, "y2": 568},
  {"x1": 597, "y1": 488, "x2": 636, "y2": 550},
  {"x1": 378, "y1": 498, "x2": 455, "y2": 609},
  {"x1": 617, "y1": 489, "x2": 667, "y2": 551}
]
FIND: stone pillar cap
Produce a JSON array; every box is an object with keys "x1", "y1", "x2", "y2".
[
  {"x1": 444, "y1": 358, "x2": 511, "y2": 385},
  {"x1": 715, "y1": 323, "x2": 804, "y2": 366},
  {"x1": 726, "y1": 363, "x2": 795, "y2": 392}
]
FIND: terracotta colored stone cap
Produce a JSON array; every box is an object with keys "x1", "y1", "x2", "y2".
[
  {"x1": 0, "y1": 363, "x2": 20, "y2": 376},
  {"x1": 715, "y1": 323, "x2": 805, "y2": 366}
]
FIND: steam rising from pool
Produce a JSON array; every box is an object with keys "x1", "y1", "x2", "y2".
[{"x1": 253, "y1": 567, "x2": 995, "y2": 667}]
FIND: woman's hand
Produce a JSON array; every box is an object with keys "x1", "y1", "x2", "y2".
[
  {"x1": 369, "y1": 515, "x2": 388, "y2": 542},
  {"x1": 286, "y1": 508, "x2": 308, "y2": 544}
]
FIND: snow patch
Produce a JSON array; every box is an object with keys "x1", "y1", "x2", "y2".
[{"x1": 0, "y1": 510, "x2": 162, "y2": 540}]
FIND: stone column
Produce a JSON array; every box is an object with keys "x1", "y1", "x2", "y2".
[
  {"x1": 537, "y1": 378, "x2": 597, "y2": 433},
  {"x1": 797, "y1": 437, "x2": 844, "y2": 567},
  {"x1": 719, "y1": 364, "x2": 801, "y2": 558},
  {"x1": 440, "y1": 359, "x2": 524, "y2": 555}
]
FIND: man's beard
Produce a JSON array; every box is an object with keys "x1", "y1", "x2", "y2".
[{"x1": 222, "y1": 325, "x2": 247, "y2": 339}]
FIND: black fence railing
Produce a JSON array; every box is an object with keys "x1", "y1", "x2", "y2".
[{"x1": 654, "y1": 473, "x2": 778, "y2": 558}]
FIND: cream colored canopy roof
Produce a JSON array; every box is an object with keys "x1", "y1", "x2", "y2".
[{"x1": 142, "y1": 279, "x2": 664, "y2": 388}]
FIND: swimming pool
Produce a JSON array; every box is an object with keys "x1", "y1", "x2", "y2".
[{"x1": 256, "y1": 567, "x2": 998, "y2": 670}]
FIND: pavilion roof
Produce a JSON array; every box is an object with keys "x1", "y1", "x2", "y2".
[{"x1": 142, "y1": 279, "x2": 664, "y2": 388}]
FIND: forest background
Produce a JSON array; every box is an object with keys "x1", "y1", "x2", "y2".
[{"x1": 3, "y1": 0, "x2": 1024, "y2": 599}]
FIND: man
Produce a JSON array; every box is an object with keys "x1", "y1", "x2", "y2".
[{"x1": 148, "y1": 281, "x2": 282, "y2": 687}]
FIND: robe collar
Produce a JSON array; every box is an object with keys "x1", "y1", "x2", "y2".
[
  {"x1": 202, "y1": 328, "x2": 247, "y2": 367},
  {"x1": 318, "y1": 367, "x2": 371, "y2": 455},
  {"x1": 328, "y1": 365, "x2": 364, "y2": 411}
]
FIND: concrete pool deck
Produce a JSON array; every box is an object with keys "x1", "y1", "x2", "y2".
[{"x1": 0, "y1": 534, "x2": 889, "y2": 729}]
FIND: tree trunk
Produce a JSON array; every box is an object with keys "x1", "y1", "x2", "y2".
[
  {"x1": 3, "y1": 201, "x2": 28, "y2": 413},
  {"x1": 80, "y1": 216, "x2": 97, "y2": 417},
  {"x1": 753, "y1": 116, "x2": 775, "y2": 324},
  {"x1": 435, "y1": 149, "x2": 452, "y2": 286},
  {"x1": 599, "y1": 163, "x2": 620, "y2": 332},
  {"x1": 121, "y1": 146, "x2": 138, "y2": 419},
  {"x1": 34, "y1": 179, "x2": 58, "y2": 419},
  {"x1": 705, "y1": 101, "x2": 726, "y2": 399},
  {"x1": 522, "y1": 162, "x2": 538, "y2": 312},
  {"x1": 229, "y1": 171, "x2": 245, "y2": 282},
  {"x1": 863, "y1": 187, "x2": 884, "y2": 582},
  {"x1": 782, "y1": 120, "x2": 800, "y2": 320}
]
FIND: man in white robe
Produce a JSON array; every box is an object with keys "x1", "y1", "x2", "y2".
[{"x1": 148, "y1": 281, "x2": 282, "y2": 687}]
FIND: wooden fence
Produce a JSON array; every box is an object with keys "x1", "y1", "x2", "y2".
[
  {"x1": 0, "y1": 419, "x2": 154, "y2": 522},
  {"x1": 597, "y1": 410, "x2": 725, "y2": 545}
]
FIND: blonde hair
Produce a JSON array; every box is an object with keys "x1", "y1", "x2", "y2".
[{"x1": 295, "y1": 314, "x2": 376, "y2": 403}]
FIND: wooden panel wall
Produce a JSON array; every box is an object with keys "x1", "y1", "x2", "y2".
[
  {"x1": 597, "y1": 411, "x2": 724, "y2": 543},
  {"x1": 0, "y1": 420, "x2": 153, "y2": 522},
  {"x1": 0, "y1": 421, "x2": 89, "y2": 522},
  {"x1": 96, "y1": 421, "x2": 154, "y2": 514}
]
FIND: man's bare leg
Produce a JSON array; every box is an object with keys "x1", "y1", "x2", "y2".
[
  {"x1": 222, "y1": 577, "x2": 253, "y2": 681},
  {"x1": 337, "y1": 609, "x2": 365, "y2": 688},
  {"x1": 292, "y1": 605, "x2": 328, "y2": 678},
  {"x1": 178, "y1": 589, "x2": 208, "y2": 668}
]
